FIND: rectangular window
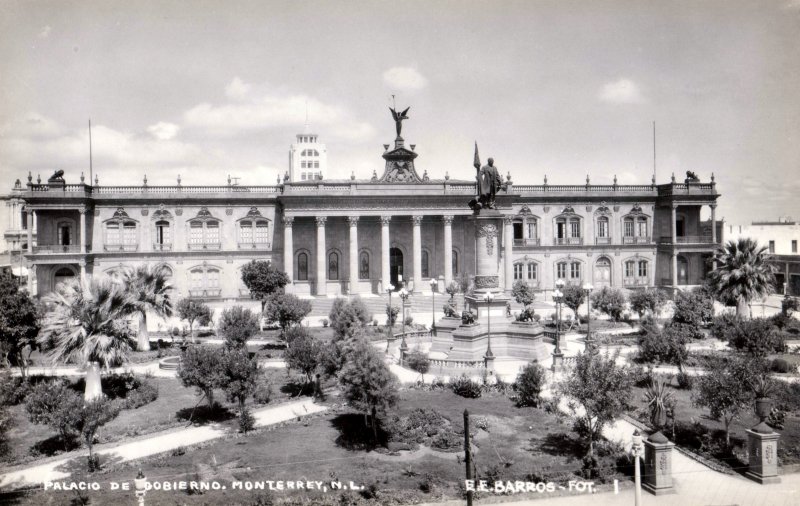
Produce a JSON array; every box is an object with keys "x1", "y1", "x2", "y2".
[
  {"x1": 207, "y1": 269, "x2": 220, "y2": 288},
  {"x1": 624, "y1": 220, "x2": 634, "y2": 237},
  {"x1": 625, "y1": 261, "x2": 635, "y2": 278},
  {"x1": 58, "y1": 224, "x2": 72, "y2": 245},
  {"x1": 239, "y1": 222, "x2": 253, "y2": 243},
  {"x1": 313, "y1": 161, "x2": 319, "y2": 168},
  {"x1": 205, "y1": 221, "x2": 219, "y2": 244},
  {"x1": 190, "y1": 222, "x2": 203, "y2": 244},
  {"x1": 793, "y1": 240, "x2": 798, "y2": 253},
  {"x1": 106, "y1": 223, "x2": 120, "y2": 245},
  {"x1": 597, "y1": 219, "x2": 608, "y2": 238},
  {"x1": 513, "y1": 223, "x2": 523, "y2": 240},
  {"x1": 557, "y1": 263, "x2": 567, "y2": 279},
  {"x1": 190, "y1": 269, "x2": 203, "y2": 290},
  {"x1": 556, "y1": 221, "x2": 566, "y2": 239},
  {"x1": 570, "y1": 262, "x2": 581, "y2": 279},
  {"x1": 301, "y1": 172, "x2": 307, "y2": 181},
  {"x1": 637, "y1": 219, "x2": 648, "y2": 237},
  {"x1": 123, "y1": 223, "x2": 137, "y2": 245},
  {"x1": 514, "y1": 264, "x2": 523, "y2": 280},
  {"x1": 527, "y1": 220, "x2": 537, "y2": 239},
  {"x1": 255, "y1": 222, "x2": 269, "y2": 243},
  {"x1": 527, "y1": 263, "x2": 537, "y2": 280},
  {"x1": 638, "y1": 261, "x2": 648, "y2": 278},
  {"x1": 570, "y1": 220, "x2": 581, "y2": 238},
  {"x1": 769, "y1": 240, "x2": 775, "y2": 253}
]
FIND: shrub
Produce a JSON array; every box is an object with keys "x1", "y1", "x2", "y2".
[
  {"x1": 329, "y1": 297, "x2": 371, "y2": 340},
  {"x1": 284, "y1": 327, "x2": 324, "y2": 383},
  {"x1": 672, "y1": 289, "x2": 713, "y2": 336},
  {"x1": 25, "y1": 381, "x2": 83, "y2": 444},
  {"x1": 178, "y1": 345, "x2": 226, "y2": 408},
  {"x1": 513, "y1": 362, "x2": 546, "y2": 407},
  {"x1": 218, "y1": 306, "x2": 260, "y2": 349},
  {"x1": 676, "y1": 370, "x2": 693, "y2": 390},
  {"x1": 239, "y1": 406, "x2": 256, "y2": 434},
  {"x1": 590, "y1": 287, "x2": 627, "y2": 322},
  {"x1": 726, "y1": 318, "x2": 785, "y2": 356},
  {"x1": 122, "y1": 379, "x2": 159, "y2": 410},
  {"x1": 771, "y1": 358, "x2": 793, "y2": 374},
  {"x1": 637, "y1": 324, "x2": 688, "y2": 366},
  {"x1": 0, "y1": 374, "x2": 31, "y2": 406},
  {"x1": 450, "y1": 375, "x2": 482, "y2": 398},
  {"x1": 253, "y1": 376, "x2": 273, "y2": 405},
  {"x1": 321, "y1": 318, "x2": 329, "y2": 327},
  {"x1": 264, "y1": 293, "x2": 312, "y2": 337},
  {"x1": 404, "y1": 315, "x2": 414, "y2": 326},
  {"x1": 512, "y1": 280, "x2": 536, "y2": 307},
  {"x1": 405, "y1": 350, "x2": 430, "y2": 380},
  {"x1": 629, "y1": 288, "x2": 668, "y2": 317}
]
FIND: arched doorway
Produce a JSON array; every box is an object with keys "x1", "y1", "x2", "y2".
[
  {"x1": 677, "y1": 255, "x2": 689, "y2": 285},
  {"x1": 594, "y1": 257, "x2": 612, "y2": 288},
  {"x1": 53, "y1": 266, "x2": 76, "y2": 291},
  {"x1": 390, "y1": 247, "x2": 404, "y2": 289}
]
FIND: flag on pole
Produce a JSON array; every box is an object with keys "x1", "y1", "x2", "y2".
[{"x1": 473, "y1": 142, "x2": 481, "y2": 170}]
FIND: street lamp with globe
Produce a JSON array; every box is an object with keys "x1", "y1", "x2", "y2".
[
  {"x1": 582, "y1": 281, "x2": 595, "y2": 351},
  {"x1": 483, "y1": 291, "x2": 495, "y2": 367},
  {"x1": 399, "y1": 287, "x2": 410, "y2": 364},
  {"x1": 552, "y1": 279, "x2": 566, "y2": 371},
  {"x1": 632, "y1": 430, "x2": 644, "y2": 506},
  {"x1": 134, "y1": 469, "x2": 147, "y2": 506}
]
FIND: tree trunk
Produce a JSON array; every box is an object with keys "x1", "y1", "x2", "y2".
[
  {"x1": 137, "y1": 312, "x2": 150, "y2": 351},
  {"x1": 736, "y1": 296, "x2": 749, "y2": 320},
  {"x1": 189, "y1": 318, "x2": 196, "y2": 343},
  {"x1": 371, "y1": 405, "x2": 378, "y2": 442},
  {"x1": 206, "y1": 388, "x2": 215, "y2": 409},
  {"x1": 85, "y1": 362, "x2": 103, "y2": 401}
]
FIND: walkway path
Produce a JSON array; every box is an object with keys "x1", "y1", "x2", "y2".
[{"x1": 0, "y1": 398, "x2": 325, "y2": 490}]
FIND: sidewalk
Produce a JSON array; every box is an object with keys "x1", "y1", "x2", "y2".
[{"x1": 0, "y1": 398, "x2": 325, "y2": 490}]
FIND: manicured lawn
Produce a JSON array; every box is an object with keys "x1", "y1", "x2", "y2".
[{"x1": 5, "y1": 389, "x2": 617, "y2": 505}]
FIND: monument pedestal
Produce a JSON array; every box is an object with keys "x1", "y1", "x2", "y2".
[
  {"x1": 745, "y1": 423, "x2": 781, "y2": 484},
  {"x1": 643, "y1": 431, "x2": 676, "y2": 495}
]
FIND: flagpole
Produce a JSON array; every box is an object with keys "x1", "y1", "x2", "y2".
[{"x1": 89, "y1": 119, "x2": 93, "y2": 186}]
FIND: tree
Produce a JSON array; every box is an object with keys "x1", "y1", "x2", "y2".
[
  {"x1": 177, "y1": 345, "x2": 226, "y2": 408},
  {"x1": 514, "y1": 361, "x2": 547, "y2": 407},
  {"x1": 723, "y1": 317, "x2": 784, "y2": 357},
  {"x1": 637, "y1": 323, "x2": 688, "y2": 367},
  {"x1": 218, "y1": 305, "x2": 260, "y2": 349},
  {"x1": 176, "y1": 299, "x2": 212, "y2": 343},
  {"x1": 0, "y1": 270, "x2": 40, "y2": 377},
  {"x1": 122, "y1": 264, "x2": 174, "y2": 351},
  {"x1": 445, "y1": 281, "x2": 459, "y2": 304},
  {"x1": 693, "y1": 356, "x2": 761, "y2": 447},
  {"x1": 329, "y1": 296, "x2": 371, "y2": 340},
  {"x1": 385, "y1": 304, "x2": 399, "y2": 327},
  {"x1": 561, "y1": 284, "x2": 586, "y2": 319},
  {"x1": 590, "y1": 287, "x2": 627, "y2": 322},
  {"x1": 512, "y1": 280, "x2": 536, "y2": 321},
  {"x1": 222, "y1": 348, "x2": 260, "y2": 432},
  {"x1": 629, "y1": 288, "x2": 668, "y2": 318},
  {"x1": 669, "y1": 289, "x2": 714, "y2": 340},
  {"x1": 263, "y1": 293, "x2": 312, "y2": 338},
  {"x1": 241, "y1": 260, "x2": 289, "y2": 313},
  {"x1": 338, "y1": 338, "x2": 399, "y2": 441},
  {"x1": 76, "y1": 397, "x2": 120, "y2": 471},
  {"x1": 405, "y1": 349, "x2": 430, "y2": 382},
  {"x1": 39, "y1": 279, "x2": 137, "y2": 399},
  {"x1": 284, "y1": 327, "x2": 324, "y2": 383},
  {"x1": 559, "y1": 351, "x2": 633, "y2": 456},
  {"x1": 708, "y1": 238, "x2": 776, "y2": 318}
]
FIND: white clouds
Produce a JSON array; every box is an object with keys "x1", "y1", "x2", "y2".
[
  {"x1": 147, "y1": 121, "x2": 180, "y2": 140},
  {"x1": 598, "y1": 78, "x2": 645, "y2": 104},
  {"x1": 224, "y1": 77, "x2": 251, "y2": 100},
  {"x1": 184, "y1": 79, "x2": 375, "y2": 142},
  {"x1": 38, "y1": 25, "x2": 51, "y2": 39},
  {"x1": 382, "y1": 66, "x2": 427, "y2": 91},
  {"x1": 0, "y1": 112, "x2": 63, "y2": 139}
]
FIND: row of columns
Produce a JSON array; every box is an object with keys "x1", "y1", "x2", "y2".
[
  {"x1": 25, "y1": 208, "x2": 90, "y2": 293},
  {"x1": 670, "y1": 203, "x2": 717, "y2": 287}
]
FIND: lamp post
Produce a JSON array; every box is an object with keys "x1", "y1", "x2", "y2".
[
  {"x1": 385, "y1": 284, "x2": 395, "y2": 353},
  {"x1": 430, "y1": 278, "x2": 438, "y2": 337},
  {"x1": 399, "y1": 287, "x2": 409, "y2": 364},
  {"x1": 582, "y1": 282, "x2": 594, "y2": 352},
  {"x1": 552, "y1": 279, "x2": 565, "y2": 371},
  {"x1": 483, "y1": 291, "x2": 495, "y2": 367},
  {"x1": 632, "y1": 430, "x2": 644, "y2": 506},
  {"x1": 134, "y1": 469, "x2": 147, "y2": 506}
]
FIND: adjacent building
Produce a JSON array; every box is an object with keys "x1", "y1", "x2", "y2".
[
  {"x1": 725, "y1": 218, "x2": 800, "y2": 295},
  {"x1": 10, "y1": 117, "x2": 722, "y2": 305}
]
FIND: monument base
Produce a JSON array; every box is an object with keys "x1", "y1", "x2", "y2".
[{"x1": 745, "y1": 426, "x2": 781, "y2": 485}]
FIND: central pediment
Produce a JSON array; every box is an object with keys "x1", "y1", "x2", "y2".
[{"x1": 379, "y1": 137, "x2": 422, "y2": 183}]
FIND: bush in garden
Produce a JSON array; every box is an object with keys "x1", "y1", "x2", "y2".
[
  {"x1": 670, "y1": 289, "x2": 714, "y2": 339},
  {"x1": 450, "y1": 375, "x2": 482, "y2": 398},
  {"x1": 676, "y1": 370, "x2": 693, "y2": 390},
  {"x1": 218, "y1": 305, "x2": 260, "y2": 350},
  {"x1": 590, "y1": 287, "x2": 627, "y2": 322},
  {"x1": 264, "y1": 293, "x2": 312, "y2": 338},
  {"x1": 178, "y1": 345, "x2": 226, "y2": 408},
  {"x1": 629, "y1": 288, "x2": 668, "y2": 318},
  {"x1": 253, "y1": 376, "x2": 273, "y2": 405},
  {"x1": 329, "y1": 297, "x2": 372, "y2": 341},
  {"x1": 561, "y1": 284, "x2": 586, "y2": 319},
  {"x1": 25, "y1": 381, "x2": 83, "y2": 446},
  {"x1": 725, "y1": 318, "x2": 785, "y2": 356},
  {"x1": 238, "y1": 406, "x2": 256, "y2": 434},
  {"x1": 321, "y1": 318, "x2": 329, "y2": 327},
  {"x1": 513, "y1": 361, "x2": 547, "y2": 407},
  {"x1": 284, "y1": 326, "x2": 324, "y2": 383},
  {"x1": 0, "y1": 373, "x2": 31, "y2": 406},
  {"x1": 405, "y1": 350, "x2": 430, "y2": 381},
  {"x1": 771, "y1": 358, "x2": 793, "y2": 373},
  {"x1": 637, "y1": 324, "x2": 688, "y2": 366},
  {"x1": 75, "y1": 397, "x2": 120, "y2": 471},
  {"x1": 121, "y1": 379, "x2": 159, "y2": 409},
  {"x1": 404, "y1": 315, "x2": 414, "y2": 326},
  {"x1": 512, "y1": 280, "x2": 536, "y2": 308}
]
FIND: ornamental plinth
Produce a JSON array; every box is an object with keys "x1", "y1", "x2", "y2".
[
  {"x1": 643, "y1": 431, "x2": 676, "y2": 495},
  {"x1": 745, "y1": 421, "x2": 781, "y2": 485}
]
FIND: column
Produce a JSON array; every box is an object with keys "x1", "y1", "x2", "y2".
[
  {"x1": 503, "y1": 215, "x2": 514, "y2": 292},
  {"x1": 79, "y1": 260, "x2": 87, "y2": 287},
  {"x1": 710, "y1": 204, "x2": 717, "y2": 270},
  {"x1": 315, "y1": 216, "x2": 327, "y2": 296},
  {"x1": 412, "y1": 215, "x2": 422, "y2": 292},
  {"x1": 79, "y1": 206, "x2": 87, "y2": 253},
  {"x1": 26, "y1": 209, "x2": 34, "y2": 293},
  {"x1": 671, "y1": 204, "x2": 677, "y2": 244},
  {"x1": 348, "y1": 216, "x2": 359, "y2": 294},
  {"x1": 443, "y1": 215, "x2": 453, "y2": 288},
  {"x1": 381, "y1": 216, "x2": 391, "y2": 291},
  {"x1": 671, "y1": 204, "x2": 678, "y2": 289},
  {"x1": 283, "y1": 216, "x2": 294, "y2": 292}
]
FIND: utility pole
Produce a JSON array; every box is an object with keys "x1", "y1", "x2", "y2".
[{"x1": 464, "y1": 409, "x2": 473, "y2": 506}]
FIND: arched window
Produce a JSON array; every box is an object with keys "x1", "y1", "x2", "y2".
[
  {"x1": 297, "y1": 252, "x2": 309, "y2": 281},
  {"x1": 623, "y1": 258, "x2": 649, "y2": 286},
  {"x1": 555, "y1": 215, "x2": 582, "y2": 244},
  {"x1": 452, "y1": 250, "x2": 459, "y2": 276},
  {"x1": 188, "y1": 266, "x2": 221, "y2": 298},
  {"x1": 421, "y1": 250, "x2": 430, "y2": 279},
  {"x1": 359, "y1": 251, "x2": 370, "y2": 279},
  {"x1": 624, "y1": 260, "x2": 636, "y2": 278},
  {"x1": 238, "y1": 210, "x2": 270, "y2": 248},
  {"x1": 328, "y1": 252, "x2": 339, "y2": 280}
]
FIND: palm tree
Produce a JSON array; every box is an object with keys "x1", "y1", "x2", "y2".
[
  {"x1": 708, "y1": 238, "x2": 776, "y2": 318},
  {"x1": 39, "y1": 278, "x2": 137, "y2": 399},
  {"x1": 123, "y1": 264, "x2": 174, "y2": 351}
]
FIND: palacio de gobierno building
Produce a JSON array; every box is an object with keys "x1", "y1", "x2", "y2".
[{"x1": 9, "y1": 110, "x2": 722, "y2": 308}]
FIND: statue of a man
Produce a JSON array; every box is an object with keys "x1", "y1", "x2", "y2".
[{"x1": 479, "y1": 158, "x2": 503, "y2": 208}]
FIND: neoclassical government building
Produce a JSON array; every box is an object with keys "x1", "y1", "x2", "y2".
[{"x1": 7, "y1": 120, "x2": 722, "y2": 302}]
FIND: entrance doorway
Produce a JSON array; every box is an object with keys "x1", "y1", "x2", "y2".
[
  {"x1": 677, "y1": 256, "x2": 689, "y2": 285},
  {"x1": 390, "y1": 248, "x2": 404, "y2": 289},
  {"x1": 594, "y1": 257, "x2": 612, "y2": 288},
  {"x1": 53, "y1": 266, "x2": 76, "y2": 291}
]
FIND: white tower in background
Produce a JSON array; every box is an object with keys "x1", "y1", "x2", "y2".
[{"x1": 289, "y1": 122, "x2": 327, "y2": 182}]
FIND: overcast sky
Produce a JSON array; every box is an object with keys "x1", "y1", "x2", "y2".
[{"x1": 1, "y1": 0, "x2": 798, "y2": 224}]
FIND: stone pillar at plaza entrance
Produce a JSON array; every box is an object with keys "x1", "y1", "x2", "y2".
[{"x1": 643, "y1": 431, "x2": 676, "y2": 495}]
